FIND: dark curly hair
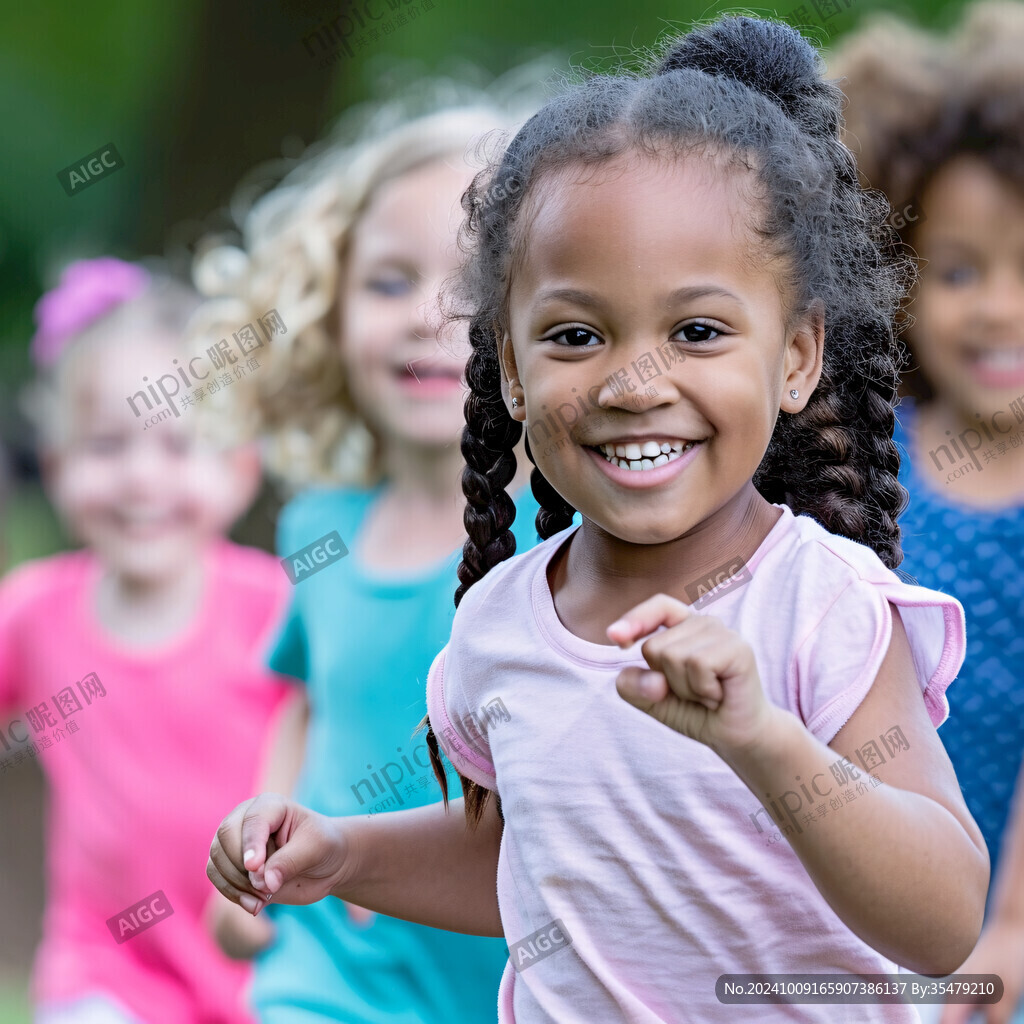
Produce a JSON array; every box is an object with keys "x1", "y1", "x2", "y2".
[
  {"x1": 831, "y1": 1, "x2": 1024, "y2": 400},
  {"x1": 424, "y1": 14, "x2": 914, "y2": 826}
]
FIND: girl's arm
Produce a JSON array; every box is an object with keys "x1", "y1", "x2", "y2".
[
  {"x1": 613, "y1": 598, "x2": 988, "y2": 978},
  {"x1": 334, "y1": 796, "x2": 505, "y2": 935},
  {"x1": 987, "y1": 758, "x2": 1024, "y2": 942},
  {"x1": 939, "y1": 761, "x2": 1024, "y2": 1024},
  {"x1": 725, "y1": 608, "x2": 988, "y2": 976},
  {"x1": 205, "y1": 687, "x2": 309, "y2": 958},
  {"x1": 208, "y1": 792, "x2": 504, "y2": 937},
  {"x1": 259, "y1": 686, "x2": 309, "y2": 793}
]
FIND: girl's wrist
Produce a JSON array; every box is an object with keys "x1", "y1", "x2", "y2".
[
  {"x1": 987, "y1": 908, "x2": 1024, "y2": 935},
  {"x1": 327, "y1": 814, "x2": 365, "y2": 903},
  {"x1": 716, "y1": 705, "x2": 805, "y2": 778}
]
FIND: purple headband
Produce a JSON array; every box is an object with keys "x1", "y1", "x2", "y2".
[{"x1": 30, "y1": 257, "x2": 150, "y2": 369}]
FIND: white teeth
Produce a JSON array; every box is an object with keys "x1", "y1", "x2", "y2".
[
  {"x1": 640, "y1": 441, "x2": 662, "y2": 458},
  {"x1": 624, "y1": 443, "x2": 643, "y2": 461},
  {"x1": 597, "y1": 440, "x2": 698, "y2": 471},
  {"x1": 977, "y1": 347, "x2": 1024, "y2": 369},
  {"x1": 614, "y1": 444, "x2": 627, "y2": 458}
]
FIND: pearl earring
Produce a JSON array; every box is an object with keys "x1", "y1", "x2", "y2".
[{"x1": 790, "y1": 389, "x2": 799, "y2": 399}]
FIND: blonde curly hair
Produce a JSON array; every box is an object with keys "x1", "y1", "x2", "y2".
[{"x1": 188, "y1": 70, "x2": 547, "y2": 494}]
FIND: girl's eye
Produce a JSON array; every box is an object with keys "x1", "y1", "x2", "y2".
[
  {"x1": 548, "y1": 327, "x2": 600, "y2": 347},
  {"x1": 675, "y1": 321, "x2": 722, "y2": 344},
  {"x1": 163, "y1": 433, "x2": 192, "y2": 456},
  {"x1": 367, "y1": 277, "x2": 414, "y2": 297},
  {"x1": 936, "y1": 265, "x2": 977, "y2": 287},
  {"x1": 84, "y1": 436, "x2": 124, "y2": 456}
]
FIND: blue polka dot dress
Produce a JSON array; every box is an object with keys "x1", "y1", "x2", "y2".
[{"x1": 893, "y1": 401, "x2": 1024, "y2": 885}]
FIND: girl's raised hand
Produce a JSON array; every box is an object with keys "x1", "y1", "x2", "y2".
[
  {"x1": 608, "y1": 593, "x2": 780, "y2": 757},
  {"x1": 207, "y1": 793, "x2": 354, "y2": 916}
]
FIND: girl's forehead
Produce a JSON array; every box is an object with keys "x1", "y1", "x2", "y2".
[{"x1": 511, "y1": 152, "x2": 769, "y2": 292}]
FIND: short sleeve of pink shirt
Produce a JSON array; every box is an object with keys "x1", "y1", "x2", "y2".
[{"x1": 426, "y1": 504, "x2": 964, "y2": 1024}]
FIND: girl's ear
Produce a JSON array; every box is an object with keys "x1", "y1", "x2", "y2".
[
  {"x1": 498, "y1": 329, "x2": 526, "y2": 421},
  {"x1": 782, "y1": 300, "x2": 825, "y2": 413}
]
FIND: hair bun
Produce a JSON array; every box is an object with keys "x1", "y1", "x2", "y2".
[{"x1": 656, "y1": 16, "x2": 837, "y2": 139}]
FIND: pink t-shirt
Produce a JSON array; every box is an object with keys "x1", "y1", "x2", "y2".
[
  {"x1": 0, "y1": 541, "x2": 294, "y2": 1024},
  {"x1": 427, "y1": 504, "x2": 966, "y2": 1024}
]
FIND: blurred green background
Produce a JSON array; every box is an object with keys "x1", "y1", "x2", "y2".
[{"x1": 0, "y1": 0, "x2": 977, "y2": 1019}]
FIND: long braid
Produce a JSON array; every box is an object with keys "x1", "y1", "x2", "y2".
[
  {"x1": 424, "y1": 314, "x2": 521, "y2": 825},
  {"x1": 756, "y1": 323, "x2": 908, "y2": 570},
  {"x1": 524, "y1": 433, "x2": 577, "y2": 539},
  {"x1": 754, "y1": 132, "x2": 911, "y2": 569}
]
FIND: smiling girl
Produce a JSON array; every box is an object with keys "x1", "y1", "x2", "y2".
[{"x1": 209, "y1": 17, "x2": 989, "y2": 1022}]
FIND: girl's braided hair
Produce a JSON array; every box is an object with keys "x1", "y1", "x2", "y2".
[{"x1": 425, "y1": 15, "x2": 913, "y2": 826}]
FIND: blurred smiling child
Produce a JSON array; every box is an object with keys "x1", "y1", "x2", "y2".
[
  {"x1": 835, "y1": 7, "x2": 1024, "y2": 1020},
  {"x1": 0, "y1": 257, "x2": 293, "y2": 1024}
]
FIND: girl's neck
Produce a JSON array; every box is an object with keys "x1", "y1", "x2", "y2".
[
  {"x1": 360, "y1": 440, "x2": 532, "y2": 574},
  {"x1": 380, "y1": 437, "x2": 465, "y2": 502},
  {"x1": 549, "y1": 486, "x2": 779, "y2": 646},
  {"x1": 94, "y1": 553, "x2": 206, "y2": 647}
]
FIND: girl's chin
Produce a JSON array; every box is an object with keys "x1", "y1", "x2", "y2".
[
  {"x1": 381, "y1": 419, "x2": 466, "y2": 450},
  {"x1": 96, "y1": 539, "x2": 192, "y2": 575}
]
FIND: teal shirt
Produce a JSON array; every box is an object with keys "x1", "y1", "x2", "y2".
[{"x1": 251, "y1": 483, "x2": 542, "y2": 1024}]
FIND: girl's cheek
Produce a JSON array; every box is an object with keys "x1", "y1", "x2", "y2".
[
  {"x1": 54, "y1": 457, "x2": 114, "y2": 520},
  {"x1": 180, "y1": 455, "x2": 244, "y2": 534}
]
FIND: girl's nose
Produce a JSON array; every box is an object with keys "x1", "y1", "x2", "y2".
[
  {"x1": 410, "y1": 282, "x2": 441, "y2": 342},
  {"x1": 976, "y1": 265, "x2": 1024, "y2": 328}
]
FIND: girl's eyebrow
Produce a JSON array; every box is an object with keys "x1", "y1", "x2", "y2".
[
  {"x1": 536, "y1": 284, "x2": 744, "y2": 309},
  {"x1": 922, "y1": 238, "x2": 982, "y2": 254}
]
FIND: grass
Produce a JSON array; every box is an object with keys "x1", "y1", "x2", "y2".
[{"x1": 0, "y1": 980, "x2": 30, "y2": 1024}]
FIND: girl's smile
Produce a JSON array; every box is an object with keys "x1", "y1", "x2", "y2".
[{"x1": 587, "y1": 437, "x2": 702, "y2": 487}]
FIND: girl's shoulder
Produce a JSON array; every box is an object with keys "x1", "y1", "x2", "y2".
[
  {"x1": 770, "y1": 507, "x2": 944, "y2": 604},
  {"x1": 454, "y1": 523, "x2": 575, "y2": 619},
  {"x1": 0, "y1": 549, "x2": 94, "y2": 618},
  {"x1": 758, "y1": 508, "x2": 964, "y2": 729}
]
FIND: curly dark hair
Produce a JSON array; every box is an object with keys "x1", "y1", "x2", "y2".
[
  {"x1": 424, "y1": 14, "x2": 914, "y2": 826},
  {"x1": 831, "y1": 1, "x2": 1024, "y2": 400}
]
